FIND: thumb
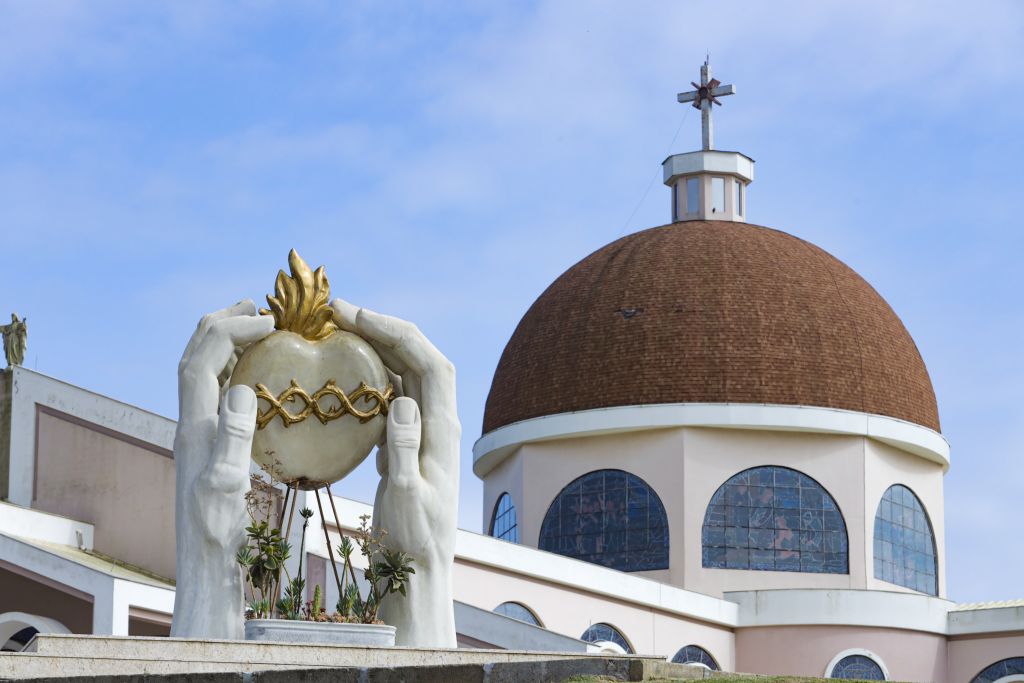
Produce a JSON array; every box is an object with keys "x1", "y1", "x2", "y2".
[
  {"x1": 208, "y1": 385, "x2": 257, "y2": 492},
  {"x1": 386, "y1": 397, "x2": 422, "y2": 490}
]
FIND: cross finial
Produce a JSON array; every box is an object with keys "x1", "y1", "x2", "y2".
[{"x1": 676, "y1": 61, "x2": 735, "y2": 151}]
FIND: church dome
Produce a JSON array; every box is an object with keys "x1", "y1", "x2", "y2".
[{"x1": 483, "y1": 220, "x2": 939, "y2": 435}]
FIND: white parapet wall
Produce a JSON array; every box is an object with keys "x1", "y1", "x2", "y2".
[{"x1": 0, "y1": 501, "x2": 95, "y2": 550}]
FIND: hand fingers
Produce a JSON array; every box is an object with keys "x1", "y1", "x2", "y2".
[
  {"x1": 399, "y1": 371, "x2": 421, "y2": 407},
  {"x1": 385, "y1": 397, "x2": 422, "y2": 490},
  {"x1": 331, "y1": 298, "x2": 442, "y2": 376},
  {"x1": 180, "y1": 300, "x2": 257, "y2": 372},
  {"x1": 329, "y1": 298, "x2": 457, "y2": 492},
  {"x1": 191, "y1": 385, "x2": 257, "y2": 543},
  {"x1": 180, "y1": 314, "x2": 275, "y2": 424},
  {"x1": 330, "y1": 299, "x2": 360, "y2": 334},
  {"x1": 331, "y1": 298, "x2": 409, "y2": 374},
  {"x1": 385, "y1": 369, "x2": 404, "y2": 397},
  {"x1": 210, "y1": 385, "x2": 259, "y2": 483}
]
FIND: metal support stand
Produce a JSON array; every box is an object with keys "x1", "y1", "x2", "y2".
[{"x1": 314, "y1": 486, "x2": 344, "y2": 601}]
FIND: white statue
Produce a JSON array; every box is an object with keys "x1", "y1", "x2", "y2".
[
  {"x1": 170, "y1": 301, "x2": 274, "y2": 639},
  {"x1": 170, "y1": 297, "x2": 460, "y2": 648},
  {"x1": 332, "y1": 299, "x2": 460, "y2": 648}
]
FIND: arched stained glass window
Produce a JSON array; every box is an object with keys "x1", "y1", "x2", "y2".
[
  {"x1": 830, "y1": 654, "x2": 886, "y2": 680},
  {"x1": 702, "y1": 466, "x2": 848, "y2": 574},
  {"x1": 672, "y1": 645, "x2": 719, "y2": 669},
  {"x1": 580, "y1": 623, "x2": 633, "y2": 654},
  {"x1": 873, "y1": 484, "x2": 937, "y2": 595},
  {"x1": 539, "y1": 470, "x2": 669, "y2": 572},
  {"x1": 971, "y1": 657, "x2": 1024, "y2": 683},
  {"x1": 493, "y1": 601, "x2": 541, "y2": 626},
  {"x1": 490, "y1": 493, "x2": 519, "y2": 543}
]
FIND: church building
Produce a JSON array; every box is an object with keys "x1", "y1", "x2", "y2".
[{"x1": 0, "y1": 63, "x2": 1022, "y2": 682}]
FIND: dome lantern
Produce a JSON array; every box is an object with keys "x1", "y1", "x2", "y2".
[{"x1": 664, "y1": 60, "x2": 754, "y2": 223}]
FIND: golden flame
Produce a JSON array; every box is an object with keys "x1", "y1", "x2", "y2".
[{"x1": 259, "y1": 249, "x2": 338, "y2": 341}]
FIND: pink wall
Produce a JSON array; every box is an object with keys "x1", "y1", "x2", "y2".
[
  {"x1": 948, "y1": 634, "x2": 1024, "y2": 683},
  {"x1": 736, "y1": 624, "x2": 947, "y2": 682}
]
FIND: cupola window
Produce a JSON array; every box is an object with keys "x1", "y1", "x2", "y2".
[
  {"x1": 711, "y1": 177, "x2": 725, "y2": 213},
  {"x1": 873, "y1": 485, "x2": 937, "y2": 595},
  {"x1": 686, "y1": 177, "x2": 699, "y2": 214},
  {"x1": 539, "y1": 469, "x2": 669, "y2": 572},
  {"x1": 489, "y1": 492, "x2": 519, "y2": 543},
  {"x1": 702, "y1": 466, "x2": 848, "y2": 574}
]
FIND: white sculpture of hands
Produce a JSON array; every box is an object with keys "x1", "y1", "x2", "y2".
[
  {"x1": 170, "y1": 301, "x2": 274, "y2": 639},
  {"x1": 331, "y1": 299, "x2": 461, "y2": 649}
]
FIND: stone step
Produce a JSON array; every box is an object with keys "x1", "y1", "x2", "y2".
[
  {"x1": 0, "y1": 659, "x2": 715, "y2": 683},
  {"x1": 0, "y1": 635, "x2": 712, "y2": 681}
]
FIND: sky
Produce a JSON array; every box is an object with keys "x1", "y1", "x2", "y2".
[{"x1": 1, "y1": 1, "x2": 1022, "y2": 604}]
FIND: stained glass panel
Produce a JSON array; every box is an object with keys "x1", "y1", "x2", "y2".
[
  {"x1": 672, "y1": 645, "x2": 719, "y2": 670},
  {"x1": 539, "y1": 470, "x2": 669, "y2": 572},
  {"x1": 831, "y1": 654, "x2": 885, "y2": 680},
  {"x1": 490, "y1": 492, "x2": 519, "y2": 543},
  {"x1": 873, "y1": 485, "x2": 937, "y2": 595},
  {"x1": 493, "y1": 601, "x2": 540, "y2": 626},
  {"x1": 971, "y1": 656, "x2": 1024, "y2": 683},
  {"x1": 580, "y1": 623, "x2": 632, "y2": 653},
  {"x1": 701, "y1": 466, "x2": 848, "y2": 574}
]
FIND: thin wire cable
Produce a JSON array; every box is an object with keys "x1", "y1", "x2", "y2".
[{"x1": 616, "y1": 106, "x2": 691, "y2": 237}]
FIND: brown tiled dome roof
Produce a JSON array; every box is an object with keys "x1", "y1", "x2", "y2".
[{"x1": 483, "y1": 221, "x2": 939, "y2": 434}]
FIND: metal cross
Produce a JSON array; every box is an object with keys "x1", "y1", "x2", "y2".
[{"x1": 676, "y1": 60, "x2": 735, "y2": 151}]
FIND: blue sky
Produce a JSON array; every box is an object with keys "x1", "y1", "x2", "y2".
[{"x1": 1, "y1": 1, "x2": 1021, "y2": 603}]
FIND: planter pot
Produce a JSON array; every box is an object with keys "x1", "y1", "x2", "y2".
[{"x1": 244, "y1": 619, "x2": 396, "y2": 647}]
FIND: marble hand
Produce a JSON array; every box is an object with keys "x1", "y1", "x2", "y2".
[
  {"x1": 170, "y1": 301, "x2": 275, "y2": 639},
  {"x1": 330, "y1": 299, "x2": 460, "y2": 648}
]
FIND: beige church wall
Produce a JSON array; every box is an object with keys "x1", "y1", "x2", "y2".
[
  {"x1": 481, "y1": 446, "x2": 524, "y2": 537},
  {"x1": 32, "y1": 407, "x2": 176, "y2": 581},
  {"x1": 4, "y1": 368, "x2": 176, "y2": 511},
  {"x1": 735, "y1": 624, "x2": 947, "y2": 682},
  {"x1": 947, "y1": 633, "x2": 1024, "y2": 683},
  {"x1": 0, "y1": 565, "x2": 93, "y2": 635},
  {"x1": 681, "y1": 427, "x2": 868, "y2": 597},
  {"x1": 515, "y1": 428, "x2": 686, "y2": 585},
  {"x1": 452, "y1": 557, "x2": 735, "y2": 667},
  {"x1": 863, "y1": 439, "x2": 947, "y2": 598}
]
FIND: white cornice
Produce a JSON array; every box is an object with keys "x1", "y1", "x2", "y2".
[
  {"x1": 726, "y1": 588, "x2": 1024, "y2": 637},
  {"x1": 473, "y1": 403, "x2": 950, "y2": 478},
  {"x1": 947, "y1": 603, "x2": 1024, "y2": 636},
  {"x1": 725, "y1": 589, "x2": 953, "y2": 635}
]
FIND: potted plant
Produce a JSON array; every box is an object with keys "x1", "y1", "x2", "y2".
[{"x1": 237, "y1": 474, "x2": 414, "y2": 646}]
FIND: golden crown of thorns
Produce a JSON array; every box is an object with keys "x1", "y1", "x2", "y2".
[{"x1": 254, "y1": 379, "x2": 394, "y2": 430}]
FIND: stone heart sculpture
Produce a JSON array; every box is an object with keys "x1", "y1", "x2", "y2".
[{"x1": 230, "y1": 250, "x2": 391, "y2": 490}]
